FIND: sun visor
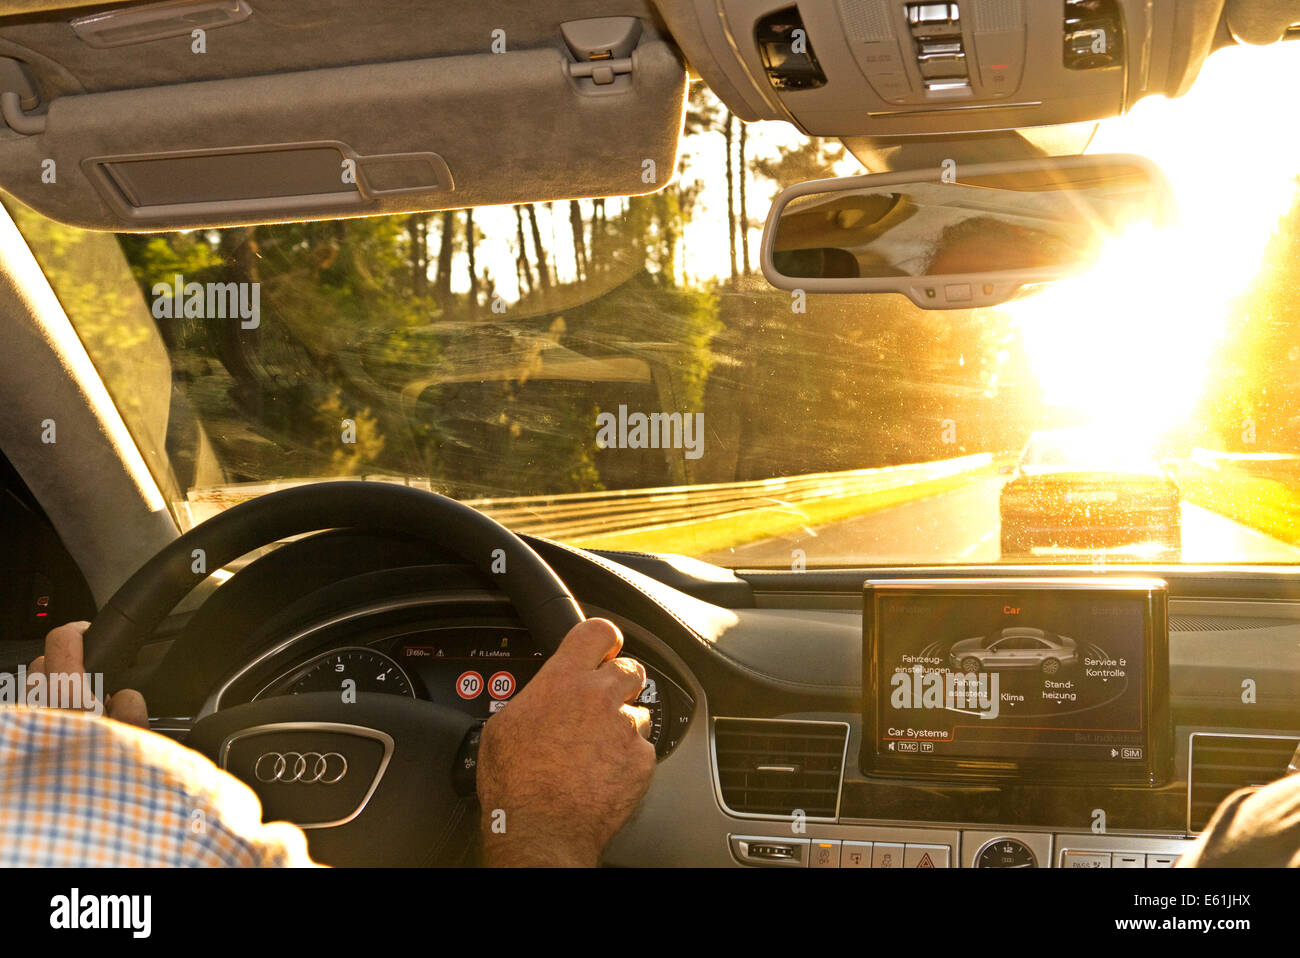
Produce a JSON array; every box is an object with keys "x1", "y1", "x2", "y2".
[{"x1": 0, "y1": 39, "x2": 686, "y2": 230}]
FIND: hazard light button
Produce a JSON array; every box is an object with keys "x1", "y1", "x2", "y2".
[{"x1": 904, "y1": 843, "x2": 950, "y2": 868}]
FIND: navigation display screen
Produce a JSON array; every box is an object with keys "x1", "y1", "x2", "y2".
[{"x1": 862, "y1": 578, "x2": 1169, "y2": 784}]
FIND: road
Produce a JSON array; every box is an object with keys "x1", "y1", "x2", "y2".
[{"x1": 700, "y1": 476, "x2": 1300, "y2": 567}]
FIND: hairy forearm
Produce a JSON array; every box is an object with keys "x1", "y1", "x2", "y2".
[{"x1": 481, "y1": 831, "x2": 599, "y2": 868}]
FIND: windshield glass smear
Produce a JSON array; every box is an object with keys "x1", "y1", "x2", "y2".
[{"x1": 7, "y1": 43, "x2": 1300, "y2": 568}]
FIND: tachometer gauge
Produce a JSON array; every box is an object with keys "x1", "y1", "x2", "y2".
[{"x1": 255, "y1": 647, "x2": 415, "y2": 700}]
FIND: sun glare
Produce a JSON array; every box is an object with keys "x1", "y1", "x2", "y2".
[{"x1": 1000, "y1": 42, "x2": 1300, "y2": 446}]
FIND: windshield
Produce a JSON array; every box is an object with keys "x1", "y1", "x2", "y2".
[{"x1": 6, "y1": 43, "x2": 1300, "y2": 569}]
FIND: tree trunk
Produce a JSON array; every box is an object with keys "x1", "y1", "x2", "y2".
[
  {"x1": 435, "y1": 210, "x2": 455, "y2": 305},
  {"x1": 526, "y1": 204, "x2": 552, "y2": 292},
  {"x1": 739, "y1": 120, "x2": 750, "y2": 277},
  {"x1": 466, "y1": 208, "x2": 479, "y2": 315},
  {"x1": 591, "y1": 198, "x2": 606, "y2": 272},
  {"x1": 724, "y1": 111, "x2": 738, "y2": 288},
  {"x1": 569, "y1": 199, "x2": 588, "y2": 281},
  {"x1": 407, "y1": 215, "x2": 427, "y2": 297},
  {"x1": 514, "y1": 205, "x2": 534, "y2": 296},
  {"x1": 217, "y1": 227, "x2": 262, "y2": 412}
]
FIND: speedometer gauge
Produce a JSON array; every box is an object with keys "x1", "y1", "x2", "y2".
[{"x1": 255, "y1": 647, "x2": 415, "y2": 701}]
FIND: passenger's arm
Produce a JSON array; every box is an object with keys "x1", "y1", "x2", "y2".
[{"x1": 1177, "y1": 774, "x2": 1300, "y2": 867}]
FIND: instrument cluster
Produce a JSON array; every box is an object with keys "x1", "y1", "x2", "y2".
[{"x1": 254, "y1": 625, "x2": 695, "y2": 758}]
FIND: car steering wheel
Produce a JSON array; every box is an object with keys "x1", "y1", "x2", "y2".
[{"x1": 83, "y1": 481, "x2": 586, "y2": 866}]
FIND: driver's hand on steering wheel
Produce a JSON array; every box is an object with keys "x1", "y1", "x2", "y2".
[
  {"x1": 30, "y1": 622, "x2": 149, "y2": 728},
  {"x1": 475, "y1": 618, "x2": 656, "y2": 867}
]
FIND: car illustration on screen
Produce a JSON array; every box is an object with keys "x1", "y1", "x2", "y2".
[{"x1": 948, "y1": 627, "x2": 1078, "y2": 676}]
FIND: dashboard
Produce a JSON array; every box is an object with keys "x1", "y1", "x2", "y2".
[
  {"x1": 137, "y1": 530, "x2": 1300, "y2": 868},
  {"x1": 573, "y1": 552, "x2": 1300, "y2": 869}
]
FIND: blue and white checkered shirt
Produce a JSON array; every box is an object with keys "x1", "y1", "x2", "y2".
[{"x1": 0, "y1": 707, "x2": 317, "y2": 867}]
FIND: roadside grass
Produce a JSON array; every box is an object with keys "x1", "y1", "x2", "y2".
[
  {"x1": 1176, "y1": 467, "x2": 1300, "y2": 546},
  {"x1": 568, "y1": 469, "x2": 993, "y2": 555}
]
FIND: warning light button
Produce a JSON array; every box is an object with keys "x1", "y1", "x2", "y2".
[{"x1": 904, "y1": 843, "x2": 951, "y2": 868}]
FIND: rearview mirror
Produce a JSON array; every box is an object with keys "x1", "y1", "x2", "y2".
[{"x1": 761, "y1": 154, "x2": 1175, "y2": 309}]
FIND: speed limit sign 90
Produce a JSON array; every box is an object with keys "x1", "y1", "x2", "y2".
[
  {"x1": 456, "y1": 671, "x2": 483, "y2": 700},
  {"x1": 488, "y1": 671, "x2": 516, "y2": 700}
]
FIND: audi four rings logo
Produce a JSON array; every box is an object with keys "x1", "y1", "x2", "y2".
[{"x1": 254, "y1": 751, "x2": 348, "y2": 784}]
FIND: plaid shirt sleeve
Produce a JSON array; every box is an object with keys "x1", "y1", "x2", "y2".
[{"x1": 0, "y1": 707, "x2": 319, "y2": 867}]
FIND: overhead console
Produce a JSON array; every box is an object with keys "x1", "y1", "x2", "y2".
[{"x1": 655, "y1": 0, "x2": 1225, "y2": 136}]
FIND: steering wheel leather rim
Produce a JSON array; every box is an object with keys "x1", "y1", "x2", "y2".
[{"x1": 84, "y1": 481, "x2": 586, "y2": 689}]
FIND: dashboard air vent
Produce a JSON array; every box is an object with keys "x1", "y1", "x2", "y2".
[
  {"x1": 714, "y1": 718, "x2": 848, "y2": 819},
  {"x1": 1188, "y1": 732, "x2": 1299, "y2": 832}
]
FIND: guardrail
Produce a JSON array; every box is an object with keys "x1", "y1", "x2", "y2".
[
  {"x1": 1189, "y1": 447, "x2": 1300, "y2": 482},
  {"x1": 180, "y1": 452, "x2": 994, "y2": 537}
]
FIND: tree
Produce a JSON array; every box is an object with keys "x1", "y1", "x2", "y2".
[
  {"x1": 466, "y1": 208, "x2": 479, "y2": 315},
  {"x1": 216, "y1": 227, "x2": 262, "y2": 411},
  {"x1": 739, "y1": 120, "x2": 751, "y2": 276},
  {"x1": 514, "y1": 205, "x2": 534, "y2": 296},
  {"x1": 724, "y1": 110, "x2": 738, "y2": 287},
  {"x1": 590, "y1": 199, "x2": 603, "y2": 265},
  {"x1": 526, "y1": 204, "x2": 551, "y2": 292},
  {"x1": 406, "y1": 214, "x2": 428, "y2": 298},
  {"x1": 753, "y1": 137, "x2": 849, "y2": 195},
  {"x1": 569, "y1": 199, "x2": 588, "y2": 281},
  {"x1": 435, "y1": 210, "x2": 455, "y2": 305},
  {"x1": 684, "y1": 81, "x2": 722, "y2": 135}
]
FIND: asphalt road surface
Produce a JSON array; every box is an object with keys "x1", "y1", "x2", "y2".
[{"x1": 701, "y1": 476, "x2": 1300, "y2": 567}]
